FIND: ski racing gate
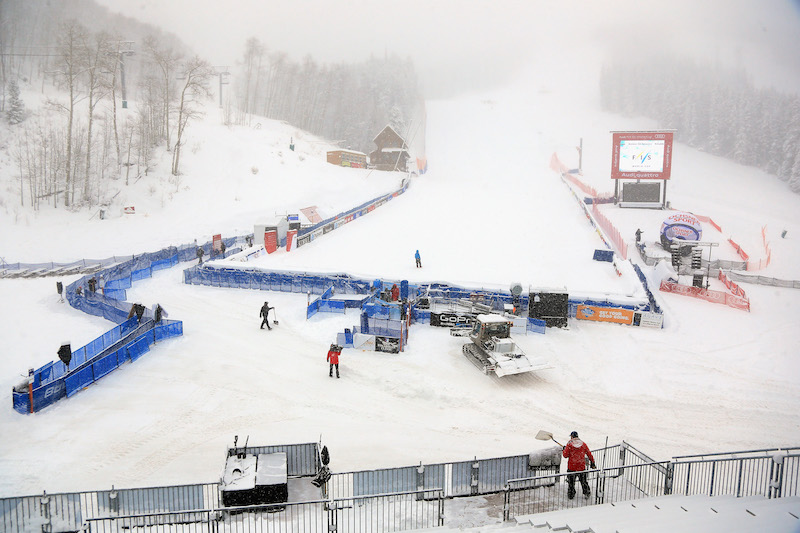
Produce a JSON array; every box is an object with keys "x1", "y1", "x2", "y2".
[{"x1": 1, "y1": 440, "x2": 797, "y2": 532}]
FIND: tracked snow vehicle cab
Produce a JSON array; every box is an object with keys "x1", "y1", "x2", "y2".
[{"x1": 460, "y1": 314, "x2": 550, "y2": 377}]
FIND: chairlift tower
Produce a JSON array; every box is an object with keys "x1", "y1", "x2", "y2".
[
  {"x1": 115, "y1": 41, "x2": 135, "y2": 109},
  {"x1": 214, "y1": 66, "x2": 230, "y2": 108}
]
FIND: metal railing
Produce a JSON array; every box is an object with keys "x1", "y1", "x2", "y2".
[
  {"x1": 83, "y1": 488, "x2": 444, "y2": 533},
  {"x1": 503, "y1": 449, "x2": 800, "y2": 521},
  {"x1": 503, "y1": 461, "x2": 670, "y2": 519},
  {"x1": 672, "y1": 451, "x2": 800, "y2": 499},
  {"x1": 0, "y1": 483, "x2": 220, "y2": 533},
  {"x1": 328, "y1": 453, "x2": 557, "y2": 500},
  {"x1": 4, "y1": 444, "x2": 798, "y2": 531}
]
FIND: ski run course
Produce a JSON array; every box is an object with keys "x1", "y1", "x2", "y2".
[{"x1": 1, "y1": 64, "x2": 799, "y2": 499}]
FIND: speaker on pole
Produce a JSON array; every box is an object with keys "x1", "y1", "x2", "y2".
[{"x1": 58, "y1": 343, "x2": 72, "y2": 368}]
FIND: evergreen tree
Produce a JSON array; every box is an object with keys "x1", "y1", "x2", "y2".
[
  {"x1": 789, "y1": 144, "x2": 800, "y2": 193},
  {"x1": 6, "y1": 78, "x2": 25, "y2": 125}
]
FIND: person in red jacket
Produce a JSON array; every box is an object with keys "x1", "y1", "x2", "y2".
[
  {"x1": 327, "y1": 344, "x2": 341, "y2": 378},
  {"x1": 562, "y1": 431, "x2": 596, "y2": 499},
  {"x1": 390, "y1": 283, "x2": 399, "y2": 301}
]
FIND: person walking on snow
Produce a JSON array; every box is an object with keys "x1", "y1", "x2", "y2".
[
  {"x1": 414, "y1": 249, "x2": 422, "y2": 268},
  {"x1": 327, "y1": 344, "x2": 340, "y2": 378},
  {"x1": 563, "y1": 431, "x2": 596, "y2": 499},
  {"x1": 260, "y1": 301, "x2": 274, "y2": 330}
]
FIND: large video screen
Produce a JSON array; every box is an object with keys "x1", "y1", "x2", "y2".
[{"x1": 611, "y1": 131, "x2": 673, "y2": 180}]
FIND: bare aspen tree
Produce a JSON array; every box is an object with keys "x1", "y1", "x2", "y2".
[
  {"x1": 80, "y1": 30, "x2": 114, "y2": 205},
  {"x1": 172, "y1": 56, "x2": 213, "y2": 176},
  {"x1": 240, "y1": 37, "x2": 265, "y2": 125},
  {"x1": 143, "y1": 35, "x2": 182, "y2": 150},
  {"x1": 52, "y1": 20, "x2": 88, "y2": 208}
]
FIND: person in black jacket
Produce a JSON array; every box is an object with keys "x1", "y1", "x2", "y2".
[{"x1": 260, "y1": 301, "x2": 273, "y2": 330}]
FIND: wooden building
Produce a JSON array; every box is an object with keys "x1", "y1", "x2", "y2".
[
  {"x1": 369, "y1": 125, "x2": 409, "y2": 172},
  {"x1": 327, "y1": 149, "x2": 367, "y2": 168}
]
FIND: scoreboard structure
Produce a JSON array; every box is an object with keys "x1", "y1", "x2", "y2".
[{"x1": 610, "y1": 131, "x2": 675, "y2": 208}]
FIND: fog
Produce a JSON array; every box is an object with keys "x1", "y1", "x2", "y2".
[{"x1": 94, "y1": 0, "x2": 800, "y2": 97}]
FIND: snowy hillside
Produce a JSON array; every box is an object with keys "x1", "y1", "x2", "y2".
[{"x1": 1, "y1": 55, "x2": 799, "y2": 500}]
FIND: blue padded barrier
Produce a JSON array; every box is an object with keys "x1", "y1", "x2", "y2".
[
  {"x1": 128, "y1": 335, "x2": 151, "y2": 362},
  {"x1": 527, "y1": 318, "x2": 546, "y2": 335},
  {"x1": 93, "y1": 350, "x2": 120, "y2": 381},
  {"x1": 65, "y1": 366, "x2": 94, "y2": 397}
]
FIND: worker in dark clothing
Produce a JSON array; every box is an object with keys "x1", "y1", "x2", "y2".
[
  {"x1": 635, "y1": 228, "x2": 642, "y2": 244},
  {"x1": 128, "y1": 303, "x2": 146, "y2": 323},
  {"x1": 260, "y1": 301, "x2": 273, "y2": 330},
  {"x1": 196, "y1": 246, "x2": 205, "y2": 264}
]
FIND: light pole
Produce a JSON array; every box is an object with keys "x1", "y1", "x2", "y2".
[{"x1": 214, "y1": 67, "x2": 230, "y2": 108}]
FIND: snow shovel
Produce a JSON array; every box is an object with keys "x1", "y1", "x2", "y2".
[
  {"x1": 535, "y1": 429, "x2": 563, "y2": 447},
  {"x1": 272, "y1": 308, "x2": 279, "y2": 326}
]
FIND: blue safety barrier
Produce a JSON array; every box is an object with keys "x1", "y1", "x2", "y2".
[
  {"x1": 527, "y1": 318, "x2": 546, "y2": 334},
  {"x1": 12, "y1": 318, "x2": 183, "y2": 414}
]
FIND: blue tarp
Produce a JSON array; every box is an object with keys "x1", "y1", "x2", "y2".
[{"x1": 593, "y1": 249, "x2": 615, "y2": 262}]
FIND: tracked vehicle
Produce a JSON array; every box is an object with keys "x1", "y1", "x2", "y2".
[{"x1": 456, "y1": 314, "x2": 550, "y2": 377}]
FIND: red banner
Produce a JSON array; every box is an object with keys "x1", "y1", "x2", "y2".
[
  {"x1": 659, "y1": 280, "x2": 750, "y2": 311},
  {"x1": 286, "y1": 229, "x2": 297, "y2": 251},
  {"x1": 264, "y1": 230, "x2": 277, "y2": 254}
]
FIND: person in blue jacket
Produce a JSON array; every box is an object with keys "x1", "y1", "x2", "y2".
[{"x1": 415, "y1": 249, "x2": 422, "y2": 268}]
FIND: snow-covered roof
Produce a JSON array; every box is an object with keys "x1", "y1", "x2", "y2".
[
  {"x1": 372, "y1": 124, "x2": 402, "y2": 144},
  {"x1": 477, "y1": 314, "x2": 512, "y2": 323},
  {"x1": 328, "y1": 149, "x2": 366, "y2": 156}
]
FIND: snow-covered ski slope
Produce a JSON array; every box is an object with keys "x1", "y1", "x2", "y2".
[{"x1": 1, "y1": 65, "x2": 799, "y2": 499}]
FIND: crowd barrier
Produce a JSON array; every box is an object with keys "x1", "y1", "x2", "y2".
[
  {"x1": 7, "y1": 236, "x2": 238, "y2": 413},
  {"x1": 660, "y1": 280, "x2": 750, "y2": 312},
  {"x1": 722, "y1": 270, "x2": 800, "y2": 290},
  {"x1": 296, "y1": 179, "x2": 410, "y2": 248},
  {"x1": 12, "y1": 317, "x2": 183, "y2": 414},
  {"x1": 631, "y1": 263, "x2": 663, "y2": 315}
]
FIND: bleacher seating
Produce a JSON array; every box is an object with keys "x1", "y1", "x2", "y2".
[{"x1": 514, "y1": 494, "x2": 800, "y2": 533}]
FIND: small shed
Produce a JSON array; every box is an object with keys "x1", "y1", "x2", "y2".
[
  {"x1": 327, "y1": 149, "x2": 367, "y2": 168},
  {"x1": 369, "y1": 125, "x2": 409, "y2": 172}
]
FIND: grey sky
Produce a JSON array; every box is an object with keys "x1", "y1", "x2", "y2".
[{"x1": 95, "y1": 0, "x2": 800, "y2": 96}]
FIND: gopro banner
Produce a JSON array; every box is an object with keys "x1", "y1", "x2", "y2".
[{"x1": 430, "y1": 311, "x2": 476, "y2": 328}]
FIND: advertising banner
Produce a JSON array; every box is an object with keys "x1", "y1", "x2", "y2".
[
  {"x1": 213, "y1": 234, "x2": 222, "y2": 253},
  {"x1": 286, "y1": 229, "x2": 297, "y2": 251},
  {"x1": 430, "y1": 311, "x2": 476, "y2": 328},
  {"x1": 633, "y1": 311, "x2": 664, "y2": 328},
  {"x1": 660, "y1": 280, "x2": 750, "y2": 311},
  {"x1": 576, "y1": 305, "x2": 634, "y2": 325},
  {"x1": 375, "y1": 336, "x2": 401, "y2": 353},
  {"x1": 611, "y1": 131, "x2": 674, "y2": 180},
  {"x1": 265, "y1": 230, "x2": 278, "y2": 254}
]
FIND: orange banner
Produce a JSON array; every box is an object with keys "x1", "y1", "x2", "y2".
[{"x1": 576, "y1": 305, "x2": 634, "y2": 325}]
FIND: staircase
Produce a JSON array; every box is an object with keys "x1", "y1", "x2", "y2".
[{"x1": 513, "y1": 494, "x2": 800, "y2": 532}]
